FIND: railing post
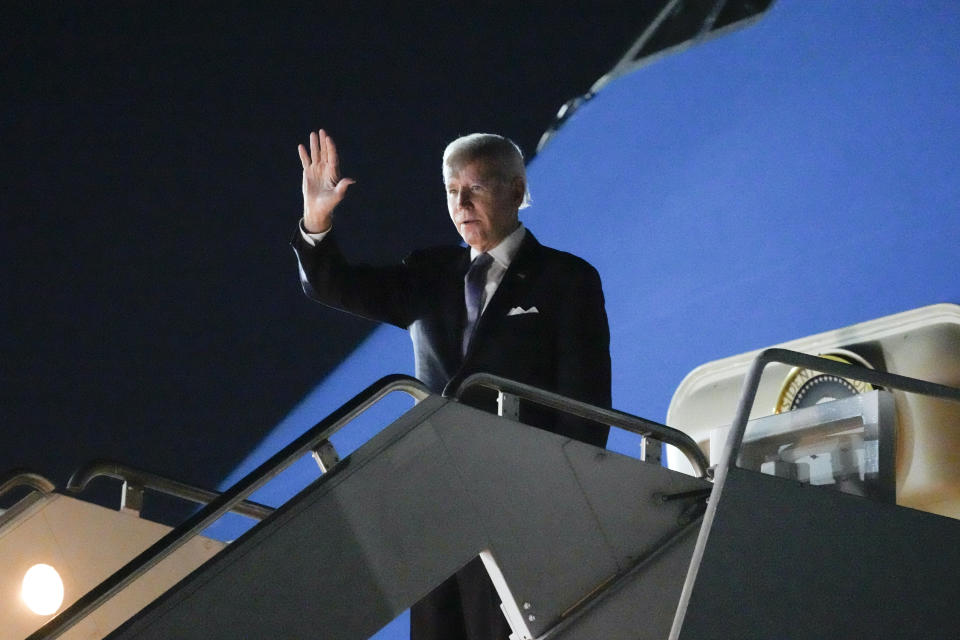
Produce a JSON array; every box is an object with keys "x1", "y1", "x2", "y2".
[
  {"x1": 498, "y1": 391, "x2": 521, "y2": 421},
  {"x1": 120, "y1": 481, "x2": 144, "y2": 516},
  {"x1": 641, "y1": 436, "x2": 663, "y2": 466},
  {"x1": 311, "y1": 440, "x2": 341, "y2": 473}
]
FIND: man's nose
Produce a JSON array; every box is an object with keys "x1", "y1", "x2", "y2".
[{"x1": 457, "y1": 189, "x2": 472, "y2": 207}]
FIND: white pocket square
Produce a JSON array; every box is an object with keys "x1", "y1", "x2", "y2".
[{"x1": 507, "y1": 306, "x2": 539, "y2": 316}]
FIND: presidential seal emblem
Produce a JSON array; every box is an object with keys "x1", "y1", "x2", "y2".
[{"x1": 774, "y1": 348, "x2": 875, "y2": 413}]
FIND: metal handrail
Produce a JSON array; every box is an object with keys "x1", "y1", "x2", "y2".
[
  {"x1": 0, "y1": 469, "x2": 56, "y2": 499},
  {"x1": 670, "y1": 348, "x2": 960, "y2": 640},
  {"x1": 67, "y1": 460, "x2": 275, "y2": 521},
  {"x1": 30, "y1": 374, "x2": 431, "y2": 640},
  {"x1": 453, "y1": 373, "x2": 710, "y2": 477}
]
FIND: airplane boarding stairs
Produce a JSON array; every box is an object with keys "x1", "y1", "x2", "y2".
[{"x1": 20, "y1": 350, "x2": 960, "y2": 639}]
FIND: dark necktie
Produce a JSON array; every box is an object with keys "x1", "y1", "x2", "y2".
[{"x1": 463, "y1": 252, "x2": 494, "y2": 356}]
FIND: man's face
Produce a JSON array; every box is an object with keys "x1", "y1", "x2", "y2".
[{"x1": 445, "y1": 159, "x2": 523, "y2": 253}]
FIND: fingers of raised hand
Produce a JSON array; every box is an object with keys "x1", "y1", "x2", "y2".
[
  {"x1": 309, "y1": 131, "x2": 322, "y2": 166},
  {"x1": 334, "y1": 177, "x2": 356, "y2": 197},
  {"x1": 320, "y1": 130, "x2": 330, "y2": 166},
  {"x1": 301, "y1": 130, "x2": 351, "y2": 197},
  {"x1": 298, "y1": 143, "x2": 310, "y2": 170},
  {"x1": 325, "y1": 134, "x2": 340, "y2": 172}
]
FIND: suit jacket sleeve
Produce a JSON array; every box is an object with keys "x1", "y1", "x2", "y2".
[{"x1": 291, "y1": 227, "x2": 418, "y2": 329}]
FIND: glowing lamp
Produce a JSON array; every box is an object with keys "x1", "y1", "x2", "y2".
[{"x1": 21, "y1": 563, "x2": 65, "y2": 615}]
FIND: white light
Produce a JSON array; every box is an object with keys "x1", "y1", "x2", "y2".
[{"x1": 21, "y1": 563, "x2": 65, "y2": 615}]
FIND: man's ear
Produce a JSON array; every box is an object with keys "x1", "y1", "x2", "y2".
[{"x1": 510, "y1": 176, "x2": 526, "y2": 207}]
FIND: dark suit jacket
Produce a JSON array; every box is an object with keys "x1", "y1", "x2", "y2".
[{"x1": 291, "y1": 227, "x2": 611, "y2": 447}]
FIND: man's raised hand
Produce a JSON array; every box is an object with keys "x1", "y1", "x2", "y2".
[{"x1": 298, "y1": 129, "x2": 356, "y2": 233}]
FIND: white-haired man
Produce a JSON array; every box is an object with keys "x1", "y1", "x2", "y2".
[{"x1": 292, "y1": 129, "x2": 611, "y2": 640}]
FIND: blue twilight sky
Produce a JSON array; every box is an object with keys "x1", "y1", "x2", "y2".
[{"x1": 216, "y1": 2, "x2": 960, "y2": 637}]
